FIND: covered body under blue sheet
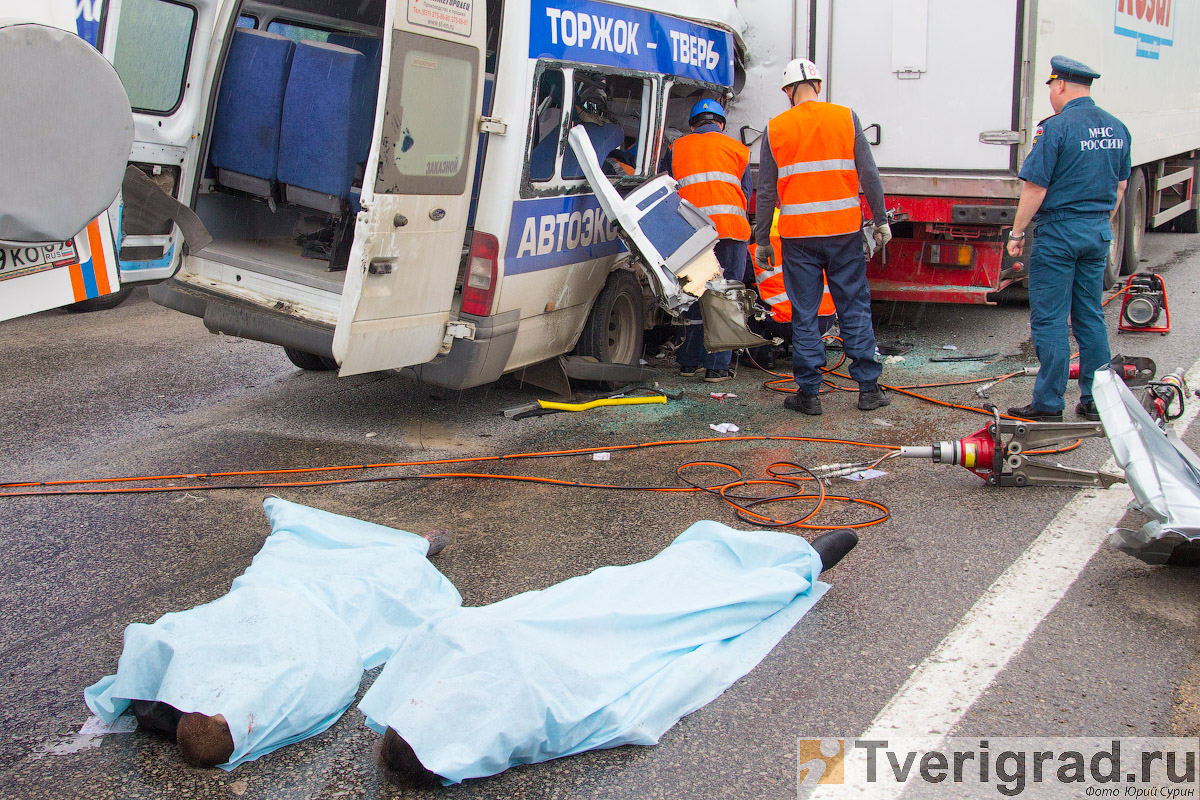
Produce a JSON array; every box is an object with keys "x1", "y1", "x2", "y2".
[
  {"x1": 85, "y1": 498, "x2": 462, "y2": 768},
  {"x1": 358, "y1": 520, "x2": 829, "y2": 784},
  {"x1": 231, "y1": 498, "x2": 462, "y2": 669}
]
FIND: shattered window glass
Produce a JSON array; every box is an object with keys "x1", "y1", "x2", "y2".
[{"x1": 529, "y1": 68, "x2": 565, "y2": 182}]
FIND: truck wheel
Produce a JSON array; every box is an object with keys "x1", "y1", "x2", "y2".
[
  {"x1": 284, "y1": 347, "x2": 338, "y2": 371},
  {"x1": 1105, "y1": 197, "x2": 1126, "y2": 289},
  {"x1": 575, "y1": 270, "x2": 644, "y2": 365},
  {"x1": 1122, "y1": 167, "x2": 1146, "y2": 272},
  {"x1": 65, "y1": 285, "x2": 134, "y2": 313}
]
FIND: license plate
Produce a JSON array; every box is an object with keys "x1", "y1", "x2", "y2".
[{"x1": 0, "y1": 241, "x2": 79, "y2": 282}]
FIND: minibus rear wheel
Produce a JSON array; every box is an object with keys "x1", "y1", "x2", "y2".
[
  {"x1": 283, "y1": 347, "x2": 338, "y2": 371},
  {"x1": 575, "y1": 270, "x2": 644, "y2": 366}
]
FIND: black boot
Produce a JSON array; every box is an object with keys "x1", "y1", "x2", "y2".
[{"x1": 810, "y1": 531, "x2": 858, "y2": 573}]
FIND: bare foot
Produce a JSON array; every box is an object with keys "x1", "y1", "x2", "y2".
[
  {"x1": 379, "y1": 727, "x2": 441, "y2": 788},
  {"x1": 176, "y1": 712, "x2": 235, "y2": 767}
]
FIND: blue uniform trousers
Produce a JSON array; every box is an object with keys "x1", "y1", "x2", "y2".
[
  {"x1": 679, "y1": 239, "x2": 749, "y2": 371},
  {"x1": 1028, "y1": 214, "x2": 1112, "y2": 412},
  {"x1": 781, "y1": 232, "x2": 881, "y2": 395}
]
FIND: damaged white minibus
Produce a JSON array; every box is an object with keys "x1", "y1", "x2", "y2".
[{"x1": 99, "y1": 0, "x2": 744, "y2": 388}]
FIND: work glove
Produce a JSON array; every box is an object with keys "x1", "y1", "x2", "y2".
[
  {"x1": 873, "y1": 222, "x2": 892, "y2": 250},
  {"x1": 754, "y1": 242, "x2": 776, "y2": 270}
]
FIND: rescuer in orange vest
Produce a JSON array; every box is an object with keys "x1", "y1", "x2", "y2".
[
  {"x1": 754, "y1": 58, "x2": 892, "y2": 416},
  {"x1": 748, "y1": 208, "x2": 838, "y2": 369},
  {"x1": 672, "y1": 99, "x2": 752, "y2": 383}
]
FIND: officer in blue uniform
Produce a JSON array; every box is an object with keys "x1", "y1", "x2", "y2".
[{"x1": 1006, "y1": 56, "x2": 1131, "y2": 422}]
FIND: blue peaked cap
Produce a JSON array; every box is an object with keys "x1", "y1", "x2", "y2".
[{"x1": 1047, "y1": 55, "x2": 1100, "y2": 85}]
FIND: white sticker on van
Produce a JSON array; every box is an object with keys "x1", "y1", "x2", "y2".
[
  {"x1": 409, "y1": 0, "x2": 473, "y2": 37},
  {"x1": 425, "y1": 156, "x2": 462, "y2": 176}
]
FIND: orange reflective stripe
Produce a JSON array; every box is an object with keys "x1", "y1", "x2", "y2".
[
  {"x1": 672, "y1": 131, "x2": 751, "y2": 241},
  {"x1": 68, "y1": 263, "x2": 87, "y2": 302},
  {"x1": 751, "y1": 217, "x2": 835, "y2": 324},
  {"x1": 819, "y1": 283, "x2": 836, "y2": 316},
  {"x1": 86, "y1": 220, "x2": 112, "y2": 296},
  {"x1": 768, "y1": 102, "x2": 861, "y2": 238}
]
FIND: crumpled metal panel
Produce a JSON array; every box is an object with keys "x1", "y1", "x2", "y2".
[{"x1": 1095, "y1": 368, "x2": 1200, "y2": 564}]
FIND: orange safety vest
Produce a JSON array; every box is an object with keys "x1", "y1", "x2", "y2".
[
  {"x1": 672, "y1": 131, "x2": 751, "y2": 241},
  {"x1": 767, "y1": 101, "x2": 862, "y2": 238},
  {"x1": 750, "y1": 210, "x2": 835, "y2": 324}
]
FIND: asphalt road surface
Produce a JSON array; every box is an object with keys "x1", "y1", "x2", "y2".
[{"x1": 1, "y1": 229, "x2": 1199, "y2": 800}]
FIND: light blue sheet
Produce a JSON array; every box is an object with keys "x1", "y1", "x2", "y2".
[
  {"x1": 85, "y1": 585, "x2": 363, "y2": 768},
  {"x1": 357, "y1": 520, "x2": 829, "y2": 784},
  {"x1": 234, "y1": 497, "x2": 463, "y2": 668},
  {"x1": 85, "y1": 498, "x2": 463, "y2": 768}
]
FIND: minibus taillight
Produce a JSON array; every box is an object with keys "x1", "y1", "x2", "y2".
[{"x1": 461, "y1": 232, "x2": 499, "y2": 316}]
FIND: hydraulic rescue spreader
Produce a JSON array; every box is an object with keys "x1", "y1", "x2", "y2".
[{"x1": 898, "y1": 410, "x2": 1124, "y2": 488}]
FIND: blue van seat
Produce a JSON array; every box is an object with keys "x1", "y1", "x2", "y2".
[
  {"x1": 529, "y1": 122, "x2": 560, "y2": 181},
  {"x1": 278, "y1": 41, "x2": 369, "y2": 214},
  {"x1": 327, "y1": 34, "x2": 382, "y2": 165},
  {"x1": 562, "y1": 122, "x2": 625, "y2": 179},
  {"x1": 210, "y1": 28, "x2": 296, "y2": 197}
]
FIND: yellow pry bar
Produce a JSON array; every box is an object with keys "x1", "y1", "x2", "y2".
[{"x1": 536, "y1": 396, "x2": 668, "y2": 412}]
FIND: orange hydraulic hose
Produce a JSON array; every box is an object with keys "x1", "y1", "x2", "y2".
[
  {"x1": 1102, "y1": 285, "x2": 1128, "y2": 307},
  {"x1": 0, "y1": 457, "x2": 893, "y2": 531},
  {"x1": 748, "y1": 337, "x2": 1083, "y2": 455},
  {"x1": 0, "y1": 435, "x2": 897, "y2": 492},
  {"x1": 4, "y1": 339, "x2": 1104, "y2": 529}
]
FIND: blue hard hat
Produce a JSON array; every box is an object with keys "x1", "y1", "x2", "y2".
[
  {"x1": 1046, "y1": 55, "x2": 1100, "y2": 85},
  {"x1": 689, "y1": 99, "x2": 726, "y2": 124}
]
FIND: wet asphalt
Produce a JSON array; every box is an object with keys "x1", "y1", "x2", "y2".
[{"x1": 1, "y1": 230, "x2": 1198, "y2": 800}]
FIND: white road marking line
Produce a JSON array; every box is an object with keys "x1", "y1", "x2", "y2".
[{"x1": 810, "y1": 358, "x2": 1200, "y2": 799}]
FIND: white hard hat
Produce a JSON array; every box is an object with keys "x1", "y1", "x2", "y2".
[{"x1": 782, "y1": 58, "x2": 822, "y2": 89}]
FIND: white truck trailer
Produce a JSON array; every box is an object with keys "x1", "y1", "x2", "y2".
[{"x1": 727, "y1": 0, "x2": 1200, "y2": 301}]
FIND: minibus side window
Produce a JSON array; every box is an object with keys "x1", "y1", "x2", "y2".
[
  {"x1": 561, "y1": 71, "x2": 646, "y2": 181},
  {"x1": 265, "y1": 20, "x2": 331, "y2": 43},
  {"x1": 374, "y1": 31, "x2": 479, "y2": 196},
  {"x1": 529, "y1": 69, "x2": 565, "y2": 182},
  {"x1": 661, "y1": 81, "x2": 709, "y2": 175},
  {"x1": 110, "y1": 0, "x2": 196, "y2": 115}
]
